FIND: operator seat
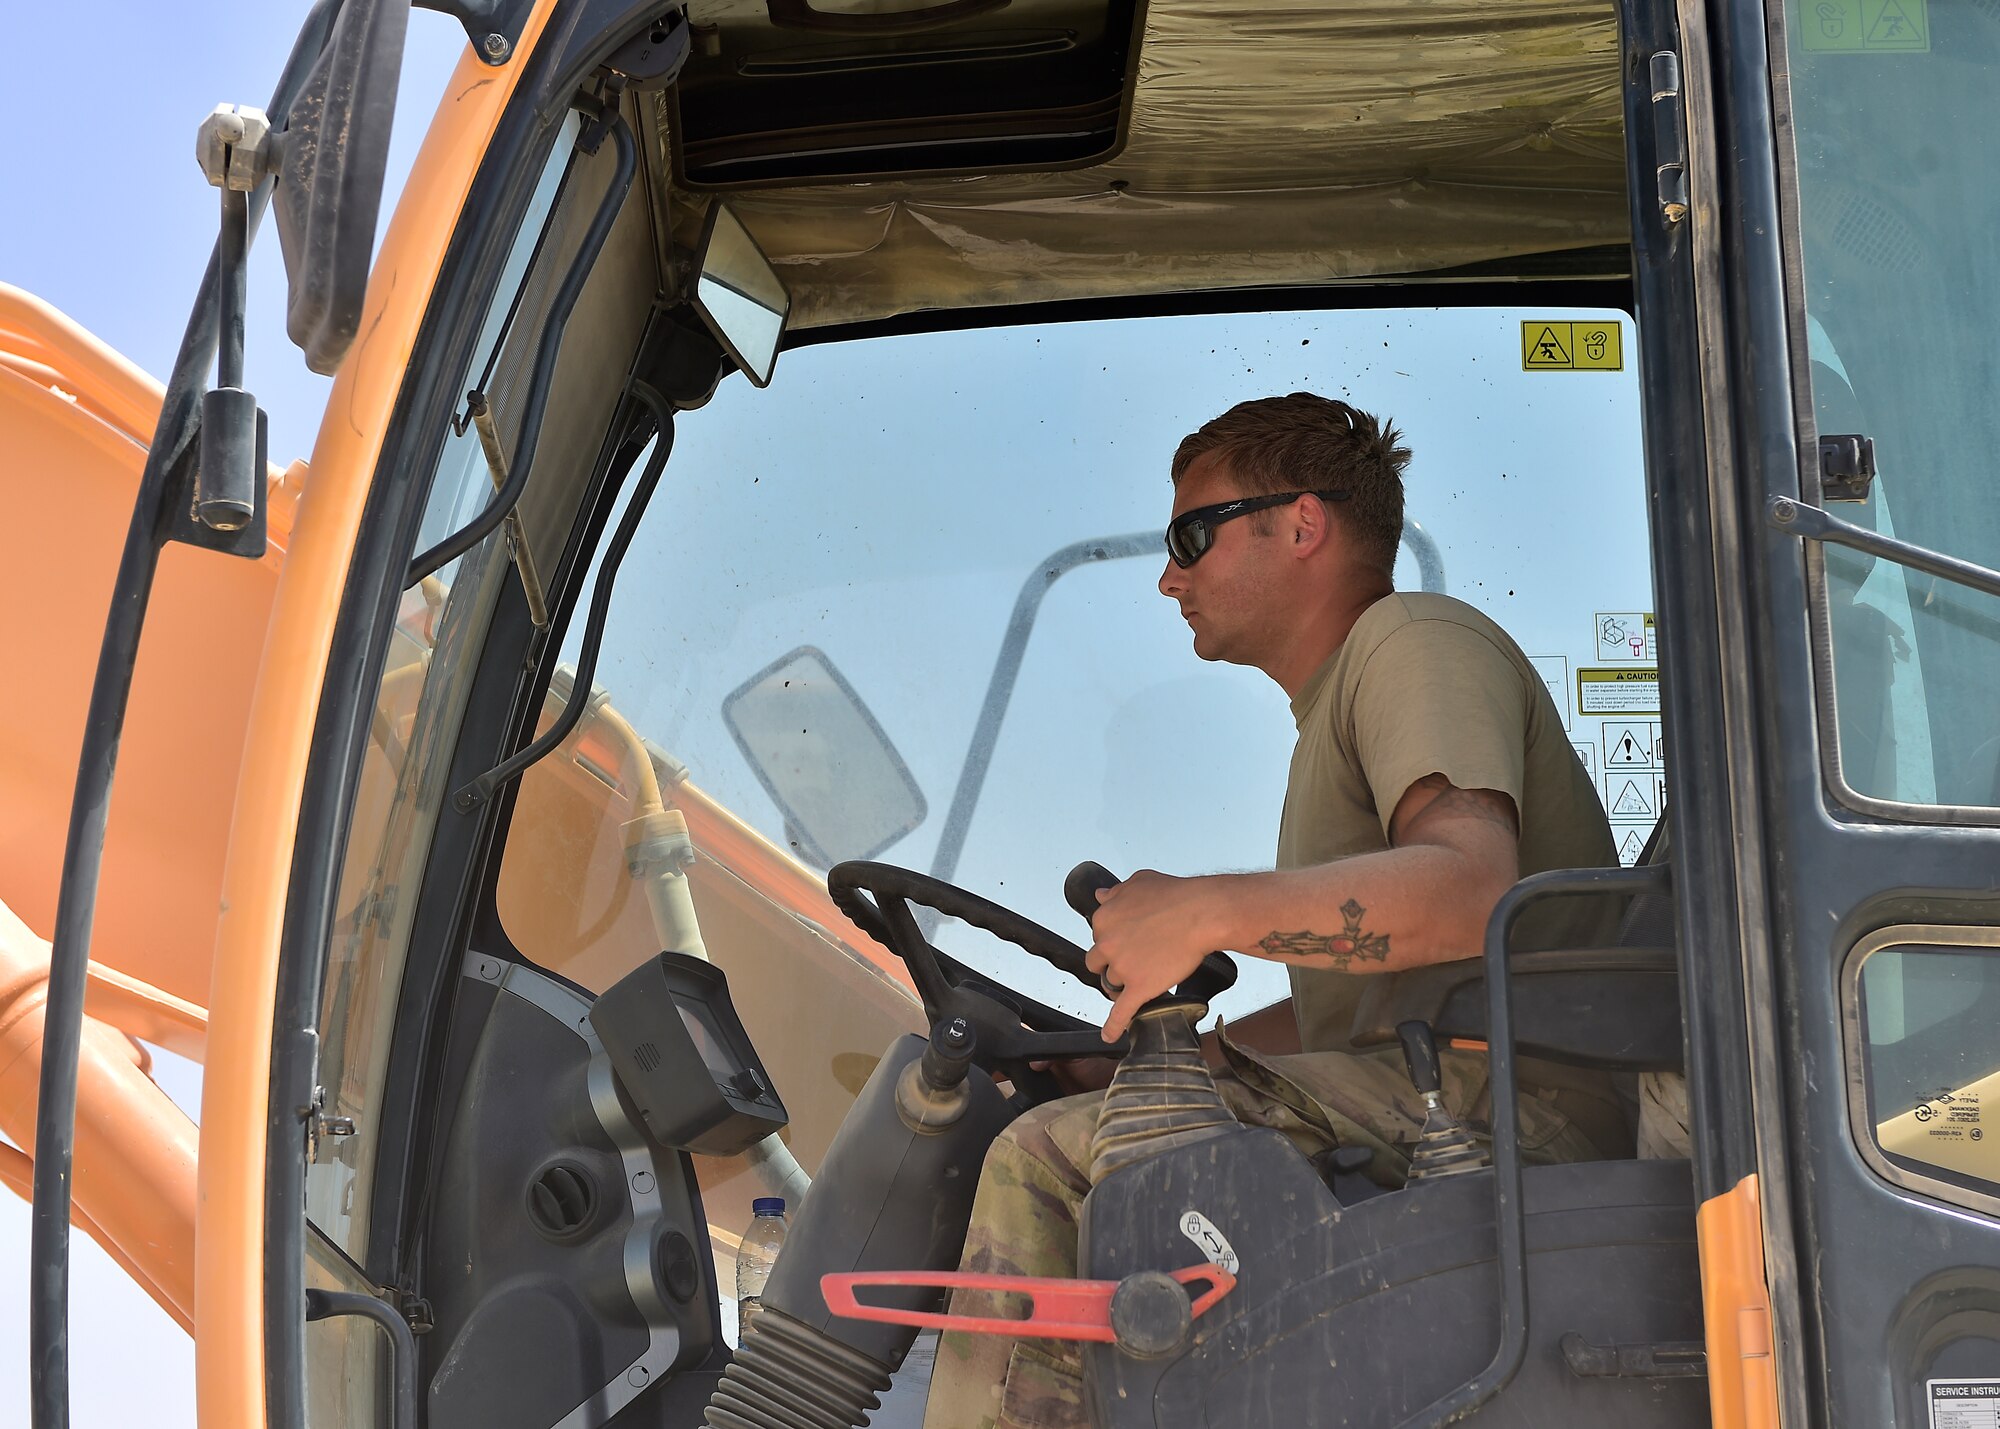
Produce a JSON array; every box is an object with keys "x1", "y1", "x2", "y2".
[{"x1": 1350, "y1": 815, "x2": 1681, "y2": 1072}]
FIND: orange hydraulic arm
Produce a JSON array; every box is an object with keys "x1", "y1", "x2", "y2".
[{"x1": 0, "y1": 900, "x2": 198, "y2": 1330}]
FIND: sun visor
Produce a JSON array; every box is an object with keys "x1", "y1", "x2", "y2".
[{"x1": 662, "y1": 0, "x2": 1629, "y2": 328}]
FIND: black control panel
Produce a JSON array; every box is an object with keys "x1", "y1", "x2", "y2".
[{"x1": 589, "y1": 951, "x2": 789, "y2": 1157}]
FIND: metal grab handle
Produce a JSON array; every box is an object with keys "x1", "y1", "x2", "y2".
[
  {"x1": 1391, "y1": 862, "x2": 1673, "y2": 1429},
  {"x1": 1769, "y1": 495, "x2": 2000, "y2": 603},
  {"x1": 304, "y1": 1290, "x2": 418, "y2": 1429}
]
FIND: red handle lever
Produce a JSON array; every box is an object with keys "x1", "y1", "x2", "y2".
[{"x1": 820, "y1": 1263, "x2": 1235, "y2": 1342}]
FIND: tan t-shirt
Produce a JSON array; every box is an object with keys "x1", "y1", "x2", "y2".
[{"x1": 1277, "y1": 592, "x2": 1620, "y2": 1054}]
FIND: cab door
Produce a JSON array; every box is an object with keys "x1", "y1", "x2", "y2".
[{"x1": 1624, "y1": 0, "x2": 2000, "y2": 1421}]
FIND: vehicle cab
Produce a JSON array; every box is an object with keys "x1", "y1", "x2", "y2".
[{"x1": 17, "y1": 0, "x2": 2000, "y2": 1425}]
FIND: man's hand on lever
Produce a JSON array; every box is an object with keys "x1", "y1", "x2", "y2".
[
  {"x1": 1082, "y1": 776, "x2": 1521, "y2": 1043},
  {"x1": 1086, "y1": 870, "x2": 1234, "y2": 1041}
]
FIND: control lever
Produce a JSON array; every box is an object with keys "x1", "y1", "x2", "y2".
[
  {"x1": 897, "y1": 1017, "x2": 981, "y2": 1132},
  {"x1": 1063, "y1": 862, "x2": 1125, "y2": 997},
  {"x1": 1062, "y1": 861, "x2": 1239, "y2": 1007},
  {"x1": 1397, "y1": 1020, "x2": 1487, "y2": 1180}
]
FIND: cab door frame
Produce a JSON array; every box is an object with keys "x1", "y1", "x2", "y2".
[
  {"x1": 1617, "y1": 0, "x2": 1811, "y2": 1417},
  {"x1": 254, "y1": 4, "x2": 672, "y2": 1426},
  {"x1": 1628, "y1": 0, "x2": 2000, "y2": 1421}
]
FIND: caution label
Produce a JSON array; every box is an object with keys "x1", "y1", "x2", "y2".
[
  {"x1": 1803, "y1": 0, "x2": 1929, "y2": 51},
  {"x1": 1577, "y1": 667, "x2": 1660, "y2": 715},
  {"x1": 1605, "y1": 721, "x2": 1654, "y2": 768},
  {"x1": 1605, "y1": 774, "x2": 1658, "y2": 820},
  {"x1": 1929, "y1": 1379, "x2": 2000, "y2": 1429},
  {"x1": 1522, "y1": 320, "x2": 1623, "y2": 372}
]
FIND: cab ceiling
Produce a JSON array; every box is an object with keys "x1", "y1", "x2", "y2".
[{"x1": 648, "y1": 0, "x2": 1629, "y2": 329}]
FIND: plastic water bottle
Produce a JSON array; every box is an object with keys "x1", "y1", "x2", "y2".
[{"x1": 735, "y1": 1197, "x2": 788, "y2": 1338}]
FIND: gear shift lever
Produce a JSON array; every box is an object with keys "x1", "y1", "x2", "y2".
[{"x1": 1397, "y1": 1020, "x2": 1487, "y2": 1181}]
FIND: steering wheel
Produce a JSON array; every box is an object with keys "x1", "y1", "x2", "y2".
[{"x1": 825, "y1": 860, "x2": 1237, "y2": 1095}]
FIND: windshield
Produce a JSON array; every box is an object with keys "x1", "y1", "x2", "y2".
[
  {"x1": 494, "y1": 305, "x2": 1653, "y2": 1043},
  {"x1": 1785, "y1": 0, "x2": 2000, "y2": 808}
]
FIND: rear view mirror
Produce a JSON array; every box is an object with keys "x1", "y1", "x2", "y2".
[
  {"x1": 272, "y1": 0, "x2": 409, "y2": 373},
  {"x1": 692, "y1": 202, "x2": 790, "y2": 387},
  {"x1": 723, "y1": 647, "x2": 926, "y2": 867}
]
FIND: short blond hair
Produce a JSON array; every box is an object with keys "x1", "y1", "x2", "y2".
[{"x1": 1172, "y1": 394, "x2": 1410, "y2": 572}]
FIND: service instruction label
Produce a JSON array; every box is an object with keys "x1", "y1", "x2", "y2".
[
  {"x1": 1929, "y1": 1379, "x2": 2000, "y2": 1429},
  {"x1": 1576, "y1": 667, "x2": 1660, "y2": 715}
]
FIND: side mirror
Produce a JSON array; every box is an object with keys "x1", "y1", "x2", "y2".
[
  {"x1": 691, "y1": 202, "x2": 791, "y2": 387},
  {"x1": 722, "y1": 647, "x2": 926, "y2": 867},
  {"x1": 272, "y1": 0, "x2": 409, "y2": 374}
]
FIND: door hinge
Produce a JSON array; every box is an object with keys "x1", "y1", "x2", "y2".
[
  {"x1": 1649, "y1": 52, "x2": 1690, "y2": 225},
  {"x1": 305, "y1": 1084, "x2": 357, "y2": 1159},
  {"x1": 1819, "y1": 432, "x2": 1877, "y2": 501}
]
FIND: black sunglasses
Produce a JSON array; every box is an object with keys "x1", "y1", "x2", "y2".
[{"x1": 1164, "y1": 489, "x2": 1351, "y2": 568}]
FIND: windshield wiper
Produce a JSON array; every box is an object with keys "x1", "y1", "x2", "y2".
[
  {"x1": 452, "y1": 382, "x2": 675, "y2": 811},
  {"x1": 405, "y1": 105, "x2": 635, "y2": 586}
]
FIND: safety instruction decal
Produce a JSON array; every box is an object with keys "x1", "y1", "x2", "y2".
[
  {"x1": 1928, "y1": 1379, "x2": 2000, "y2": 1429},
  {"x1": 1577, "y1": 668, "x2": 1660, "y2": 715},
  {"x1": 1521, "y1": 320, "x2": 1623, "y2": 371},
  {"x1": 1803, "y1": 0, "x2": 1929, "y2": 52},
  {"x1": 1596, "y1": 611, "x2": 1656, "y2": 662},
  {"x1": 1179, "y1": 1210, "x2": 1240, "y2": 1275}
]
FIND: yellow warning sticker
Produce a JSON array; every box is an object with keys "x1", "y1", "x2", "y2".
[
  {"x1": 1577, "y1": 667, "x2": 1660, "y2": 715},
  {"x1": 1800, "y1": 0, "x2": 1928, "y2": 50},
  {"x1": 1521, "y1": 321, "x2": 1623, "y2": 372}
]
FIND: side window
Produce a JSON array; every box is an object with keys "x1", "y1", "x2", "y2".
[
  {"x1": 1846, "y1": 928, "x2": 2000, "y2": 1214},
  {"x1": 493, "y1": 305, "x2": 1656, "y2": 1039},
  {"x1": 1786, "y1": 1, "x2": 2000, "y2": 807}
]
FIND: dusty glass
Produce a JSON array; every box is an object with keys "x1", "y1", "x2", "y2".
[{"x1": 1786, "y1": 1, "x2": 2000, "y2": 806}]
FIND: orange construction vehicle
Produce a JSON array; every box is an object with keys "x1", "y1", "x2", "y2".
[{"x1": 7, "y1": 0, "x2": 2000, "y2": 1426}]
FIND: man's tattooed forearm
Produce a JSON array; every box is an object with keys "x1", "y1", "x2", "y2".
[{"x1": 1257, "y1": 897, "x2": 1392, "y2": 970}]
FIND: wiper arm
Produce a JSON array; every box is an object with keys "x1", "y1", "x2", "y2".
[
  {"x1": 405, "y1": 107, "x2": 635, "y2": 586},
  {"x1": 1768, "y1": 495, "x2": 2000, "y2": 602},
  {"x1": 464, "y1": 391, "x2": 551, "y2": 629},
  {"x1": 452, "y1": 381, "x2": 675, "y2": 811}
]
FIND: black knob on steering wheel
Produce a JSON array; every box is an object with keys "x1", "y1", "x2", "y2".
[{"x1": 1062, "y1": 861, "x2": 1238, "y2": 1008}]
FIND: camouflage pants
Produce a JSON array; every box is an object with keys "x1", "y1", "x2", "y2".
[{"x1": 919, "y1": 1032, "x2": 1632, "y2": 1429}]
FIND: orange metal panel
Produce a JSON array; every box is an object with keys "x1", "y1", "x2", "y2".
[
  {"x1": 1697, "y1": 1173, "x2": 1780, "y2": 1429},
  {"x1": 195, "y1": 11, "x2": 557, "y2": 1426},
  {"x1": 0, "y1": 287, "x2": 289, "y2": 1012}
]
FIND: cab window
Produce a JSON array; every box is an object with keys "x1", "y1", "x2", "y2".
[
  {"x1": 1786, "y1": 0, "x2": 2000, "y2": 808},
  {"x1": 491, "y1": 305, "x2": 1654, "y2": 1166}
]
